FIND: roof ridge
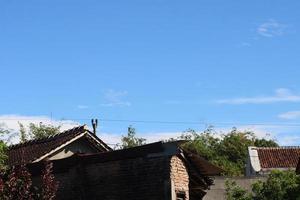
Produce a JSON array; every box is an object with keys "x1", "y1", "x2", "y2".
[
  {"x1": 9, "y1": 125, "x2": 88, "y2": 150},
  {"x1": 256, "y1": 146, "x2": 300, "y2": 149}
]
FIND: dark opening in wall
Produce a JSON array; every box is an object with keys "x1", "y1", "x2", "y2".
[{"x1": 176, "y1": 191, "x2": 186, "y2": 200}]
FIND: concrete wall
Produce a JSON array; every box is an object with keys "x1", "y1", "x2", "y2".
[{"x1": 203, "y1": 177, "x2": 266, "y2": 200}]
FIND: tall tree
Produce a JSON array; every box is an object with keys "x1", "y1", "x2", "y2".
[
  {"x1": 120, "y1": 126, "x2": 146, "y2": 149},
  {"x1": 18, "y1": 122, "x2": 27, "y2": 143},
  {"x1": 0, "y1": 124, "x2": 9, "y2": 170},
  {"x1": 18, "y1": 122, "x2": 61, "y2": 141}
]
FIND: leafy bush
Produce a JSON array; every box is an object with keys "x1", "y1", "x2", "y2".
[
  {"x1": 225, "y1": 170, "x2": 300, "y2": 200},
  {"x1": 225, "y1": 180, "x2": 252, "y2": 200}
]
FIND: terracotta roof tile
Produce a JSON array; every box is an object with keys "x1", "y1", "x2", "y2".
[
  {"x1": 7, "y1": 125, "x2": 111, "y2": 166},
  {"x1": 256, "y1": 147, "x2": 300, "y2": 169}
]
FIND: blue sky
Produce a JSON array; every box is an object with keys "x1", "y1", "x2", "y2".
[{"x1": 0, "y1": 0, "x2": 300, "y2": 146}]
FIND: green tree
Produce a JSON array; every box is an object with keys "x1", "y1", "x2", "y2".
[
  {"x1": 0, "y1": 140, "x2": 7, "y2": 170},
  {"x1": 254, "y1": 138, "x2": 279, "y2": 147},
  {"x1": 120, "y1": 126, "x2": 146, "y2": 149},
  {"x1": 18, "y1": 122, "x2": 61, "y2": 141},
  {"x1": 18, "y1": 122, "x2": 27, "y2": 143},
  {"x1": 0, "y1": 124, "x2": 9, "y2": 170},
  {"x1": 217, "y1": 128, "x2": 255, "y2": 175},
  {"x1": 225, "y1": 170, "x2": 300, "y2": 200},
  {"x1": 179, "y1": 127, "x2": 278, "y2": 176}
]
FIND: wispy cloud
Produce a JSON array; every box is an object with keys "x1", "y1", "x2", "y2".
[
  {"x1": 217, "y1": 88, "x2": 300, "y2": 105},
  {"x1": 77, "y1": 105, "x2": 89, "y2": 109},
  {"x1": 100, "y1": 89, "x2": 131, "y2": 107},
  {"x1": 100, "y1": 131, "x2": 182, "y2": 147},
  {"x1": 257, "y1": 19, "x2": 287, "y2": 37},
  {"x1": 278, "y1": 111, "x2": 300, "y2": 120}
]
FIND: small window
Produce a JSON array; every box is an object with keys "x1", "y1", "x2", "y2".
[{"x1": 176, "y1": 192, "x2": 186, "y2": 200}]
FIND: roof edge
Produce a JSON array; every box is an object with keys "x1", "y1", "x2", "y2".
[{"x1": 8, "y1": 125, "x2": 88, "y2": 150}]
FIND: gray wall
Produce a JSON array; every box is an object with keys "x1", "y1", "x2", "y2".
[{"x1": 204, "y1": 177, "x2": 266, "y2": 200}]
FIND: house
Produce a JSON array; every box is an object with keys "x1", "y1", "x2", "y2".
[
  {"x1": 8, "y1": 125, "x2": 223, "y2": 200},
  {"x1": 246, "y1": 146, "x2": 300, "y2": 176},
  {"x1": 28, "y1": 140, "x2": 223, "y2": 200},
  {"x1": 7, "y1": 125, "x2": 112, "y2": 166}
]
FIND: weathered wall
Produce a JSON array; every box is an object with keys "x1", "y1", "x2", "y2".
[
  {"x1": 170, "y1": 156, "x2": 189, "y2": 200},
  {"x1": 203, "y1": 177, "x2": 266, "y2": 200},
  {"x1": 34, "y1": 156, "x2": 174, "y2": 200}
]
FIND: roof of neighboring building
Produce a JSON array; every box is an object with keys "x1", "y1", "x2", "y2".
[
  {"x1": 7, "y1": 125, "x2": 112, "y2": 166},
  {"x1": 27, "y1": 141, "x2": 222, "y2": 199},
  {"x1": 251, "y1": 146, "x2": 300, "y2": 169},
  {"x1": 28, "y1": 141, "x2": 223, "y2": 178}
]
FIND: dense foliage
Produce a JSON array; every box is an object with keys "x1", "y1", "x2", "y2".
[
  {"x1": 226, "y1": 170, "x2": 300, "y2": 200},
  {"x1": 18, "y1": 122, "x2": 61, "y2": 142},
  {"x1": 180, "y1": 127, "x2": 278, "y2": 176},
  {"x1": 0, "y1": 141, "x2": 7, "y2": 171}
]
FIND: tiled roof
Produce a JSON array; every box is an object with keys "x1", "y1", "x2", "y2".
[
  {"x1": 7, "y1": 125, "x2": 111, "y2": 166},
  {"x1": 256, "y1": 147, "x2": 300, "y2": 169}
]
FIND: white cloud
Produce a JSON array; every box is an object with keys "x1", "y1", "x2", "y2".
[
  {"x1": 0, "y1": 114, "x2": 80, "y2": 144},
  {"x1": 215, "y1": 124, "x2": 300, "y2": 146},
  {"x1": 257, "y1": 19, "x2": 286, "y2": 37},
  {"x1": 142, "y1": 132, "x2": 182, "y2": 142},
  {"x1": 77, "y1": 105, "x2": 89, "y2": 109},
  {"x1": 280, "y1": 135, "x2": 300, "y2": 146},
  {"x1": 100, "y1": 89, "x2": 131, "y2": 107},
  {"x1": 99, "y1": 131, "x2": 182, "y2": 148},
  {"x1": 217, "y1": 88, "x2": 300, "y2": 105},
  {"x1": 278, "y1": 111, "x2": 300, "y2": 120},
  {"x1": 213, "y1": 125, "x2": 277, "y2": 139}
]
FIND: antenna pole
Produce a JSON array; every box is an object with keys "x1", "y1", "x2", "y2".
[{"x1": 91, "y1": 119, "x2": 98, "y2": 135}]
